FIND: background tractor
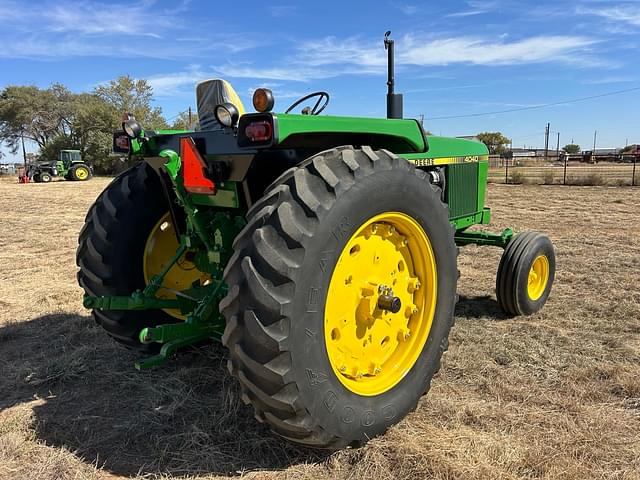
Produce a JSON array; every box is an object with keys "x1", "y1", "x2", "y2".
[
  {"x1": 77, "y1": 32, "x2": 555, "y2": 449},
  {"x1": 24, "y1": 149, "x2": 92, "y2": 183}
]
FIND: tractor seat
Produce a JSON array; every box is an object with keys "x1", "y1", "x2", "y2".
[{"x1": 196, "y1": 79, "x2": 246, "y2": 131}]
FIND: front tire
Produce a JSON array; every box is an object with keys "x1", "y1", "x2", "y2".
[
  {"x1": 39, "y1": 172, "x2": 52, "y2": 182},
  {"x1": 222, "y1": 147, "x2": 457, "y2": 448},
  {"x1": 496, "y1": 232, "x2": 555, "y2": 316}
]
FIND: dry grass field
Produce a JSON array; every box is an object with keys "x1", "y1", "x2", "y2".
[{"x1": 0, "y1": 175, "x2": 639, "y2": 480}]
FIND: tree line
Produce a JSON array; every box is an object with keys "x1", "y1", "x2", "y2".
[
  {"x1": 2, "y1": 80, "x2": 635, "y2": 174},
  {"x1": 0, "y1": 76, "x2": 191, "y2": 174}
]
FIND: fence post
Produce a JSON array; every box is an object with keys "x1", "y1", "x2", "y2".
[
  {"x1": 563, "y1": 154, "x2": 567, "y2": 185},
  {"x1": 633, "y1": 155, "x2": 637, "y2": 187},
  {"x1": 505, "y1": 157, "x2": 509, "y2": 184}
]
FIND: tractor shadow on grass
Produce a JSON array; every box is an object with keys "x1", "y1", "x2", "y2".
[
  {"x1": 455, "y1": 295, "x2": 510, "y2": 321},
  {"x1": 0, "y1": 313, "x2": 328, "y2": 477}
]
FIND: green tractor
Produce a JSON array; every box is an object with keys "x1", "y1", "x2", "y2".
[
  {"x1": 77, "y1": 33, "x2": 555, "y2": 449},
  {"x1": 28, "y1": 149, "x2": 92, "y2": 182}
]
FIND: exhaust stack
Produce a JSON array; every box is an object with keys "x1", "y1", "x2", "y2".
[{"x1": 384, "y1": 31, "x2": 403, "y2": 119}]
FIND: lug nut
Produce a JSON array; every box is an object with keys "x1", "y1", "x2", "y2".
[{"x1": 398, "y1": 328, "x2": 411, "y2": 341}]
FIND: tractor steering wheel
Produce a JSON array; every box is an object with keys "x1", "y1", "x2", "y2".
[{"x1": 285, "y1": 91, "x2": 330, "y2": 115}]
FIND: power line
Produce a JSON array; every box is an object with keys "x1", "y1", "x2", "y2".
[
  {"x1": 426, "y1": 85, "x2": 640, "y2": 120},
  {"x1": 166, "y1": 109, "x2": 189, "y2": 122}
]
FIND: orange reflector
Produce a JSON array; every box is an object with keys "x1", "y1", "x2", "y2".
[{"x1": 180, "y1": 137, "x2": 216, "y2": 195}]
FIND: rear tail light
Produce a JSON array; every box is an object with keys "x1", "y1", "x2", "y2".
[{"x1": 245, "y1": 121, "x2": 272, "y2": 142}]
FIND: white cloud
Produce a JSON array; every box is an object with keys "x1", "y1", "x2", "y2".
[
  {"x1": 577, "y1": 5, "x2": 640, "y2": 27},
  {"x1": 0, "y1": 0, "x2": 256, "y2": 60},
  {"x1": 400, "y1": 34, "x2": 599, "y2": 66},
  {"x1": 295, "y1": 34, "x2": 599, "y2": 71},
  {"x1": 206, "y1": 33, "x2": 603, "y2": 83},
  {"x1": 582, "y1": 75, "x2": 637, "y2": 85},
  {"x1": 268, "y1": 5, "x2": 298, "y2": 17},
  {"x1": 396, "y1": 3, "x2": 419, "y2": 15},
  {"x1": 213, "y1": 65, "x2": 326, "y2": 82},
  {"x1": 146, "y1": 66, "x2": 210, "y2": 96},
  {"x1": 445, "y1": 9, "x2": 487, "y2": 18},
  {"x1": 0, "y1": 0, "x2": 171, "y2": 37},
  {"x1": 445, "y1": 0, "x2": 499, "y2": 18}
]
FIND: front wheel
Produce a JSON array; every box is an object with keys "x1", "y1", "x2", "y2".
[
  {"x1": 496, "y1": 232, "x2": 555, "y2": 316},
  {"x1": 222, "y1": 146, "x2": 458, "y2": 448}
]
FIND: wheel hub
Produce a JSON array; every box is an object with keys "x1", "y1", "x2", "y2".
[
  {"x1": 527, "y1": 254, "x2": 549, "y2": 300},
  {"x1": 143, "y1": 213, "x2": 210, "y2": 319},
  {"x1": 324, "y1": 212, "x2": 437, "y2": 396},
  {"x1": 76, "y1": 167, "x2": 89, "y2": 179}
]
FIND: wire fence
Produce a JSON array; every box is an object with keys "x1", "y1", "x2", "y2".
[{"x1": 488, "y1": 157, "x2": 638, "y2": 186}]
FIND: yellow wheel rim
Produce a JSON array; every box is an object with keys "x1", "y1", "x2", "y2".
[
  {"x1": 527, "y1": 255, "x2": 549, "y2": 301},
  {"x1": 324, "y1": 212, "x2": 437, "y2": 396},
  {"x1": 143, "y1": 212, "x2": 209, "y2": 319},
  {"x1": 75, "y1": 167, "x2": 89, "y2": 180}
]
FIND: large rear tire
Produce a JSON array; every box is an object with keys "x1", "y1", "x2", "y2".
[
  {"x1": 76, "y1": 162, "x2": 180, "y2": 351},
  {"x1": 221, "y1": 146, "x2": 458, "y2": 448}
]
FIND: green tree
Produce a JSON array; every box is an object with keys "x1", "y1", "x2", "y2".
[
  {"x1": 170, "y1": 110, "x2": 199, "y2": 130},
  {"x1": 94, "y1": 75, "x2": 167, "y2": 130},
  {"x1": 72, "y1": 93, "x2": 119, "y2": 171},
  {"x1": 563, "y1": 144, "x2": 581, "y2": 154},
  {"x1": 476, "y1": 132, "x2": 510, "y2": 155},
  {"x1": 0, "y1": 84, "x2": 73, "y2": 153},
  {"x1": 2, "y1": 77, "x2": 169, "y2": 174},
  {"x1": 38, "y1": 135, "x2": 77, "y2": 161},
  {"x1": 620, "y1": 144, "x2": 636, "y2": 154}
]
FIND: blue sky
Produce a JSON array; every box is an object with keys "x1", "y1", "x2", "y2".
[{"x1": 1, "y1": 0, "x2": 639, "y2": 161}]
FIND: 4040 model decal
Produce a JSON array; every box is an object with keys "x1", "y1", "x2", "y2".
[{"x1": 408, "y1": 155, "x2": 485, "y2": 167}]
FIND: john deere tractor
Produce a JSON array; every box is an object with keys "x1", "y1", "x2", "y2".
[
  {"x1": 28, "y1": 149, "x2": 92, "y2": 182},
  {"x1": 77, "y1": 33, "x2": 555, "y2": 449}
]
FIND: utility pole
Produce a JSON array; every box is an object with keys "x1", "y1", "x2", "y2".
[
  {"x1": 544, "y1": 123, "x2": 550, "y2": 161},
  {"x1": 593, "y1": 130, "x2": 597, "y2": 151},
  {"x1": 21, "y1": 133, "x2": 27, "y2": 169},
  {"x1": 556, "y1": 132, "x2": 560, "y2": 159},
  {"x1": 188, "y1": 106, "x2": 192, "y2": 127},
  {"x1": 419, "y1": 114, "x2": 424, "y2": 127}
]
